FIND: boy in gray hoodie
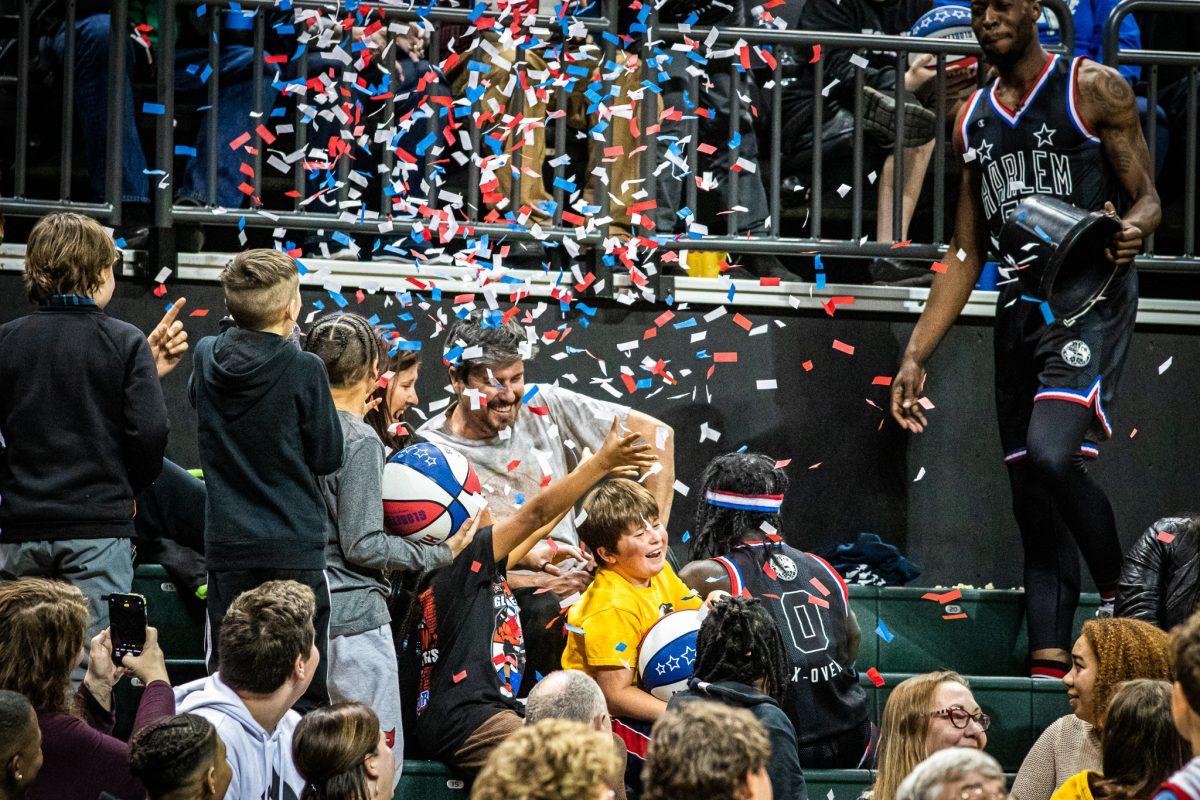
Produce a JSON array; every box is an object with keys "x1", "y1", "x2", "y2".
[
  {"x1": 175, "y1": 580, "x2": 319, "y2": 800},
  {"x1": 304, "y1": 312, "x2": 477, "y2": 783}
]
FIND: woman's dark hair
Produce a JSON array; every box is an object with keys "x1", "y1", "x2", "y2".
[
  {"x1": 691, "y1": 452, "x2": 789, "y2": 561},
  {"x1": 693, "y1": 596, "x2": 789, "y2": 703},
  {"x1": 1093, "y1": 679, "x2": 1189, "y2": 800},
  {"x1": 129, "y1": 714, "x2": 219, "y2": 798},
  {"x1": 305, "y1": 312, "x2": 381, "y2": 389},
  {"x1": 364, "y1": 327, "x2": 421, "y2": 453},
  {"x1": 293, "y1": 702, "x2": 380, "y2": 800}
]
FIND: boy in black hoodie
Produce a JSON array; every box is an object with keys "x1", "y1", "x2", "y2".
[
  {"x1": 0, "y1": 212, "x2": 168, "y2": 647},
  {"x1": 190, "y1": 248, "x2": 342, "y2": 711}
]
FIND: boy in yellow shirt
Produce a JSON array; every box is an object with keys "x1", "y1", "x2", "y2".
[{"x1": 562, "y1": 478, "x2": 721, "y2": 791}]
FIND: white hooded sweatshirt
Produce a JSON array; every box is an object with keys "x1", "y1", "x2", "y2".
[{"x1": 175, "y1": 675, "x2": 305, "y2": 800}]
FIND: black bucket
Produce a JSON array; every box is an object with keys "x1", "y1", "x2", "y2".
[{"x1": 998, "y1": 195, "x2": 1121, "y2": 321}]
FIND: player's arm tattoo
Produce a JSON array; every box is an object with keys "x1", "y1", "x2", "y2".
[{"x1": 1080, "y1": 61, "x2": 1161, "y2": 238}]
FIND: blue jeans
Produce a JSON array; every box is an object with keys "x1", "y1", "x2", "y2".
[{"x1": 53, "y1": 14, "x2": 265, "y2": 208}]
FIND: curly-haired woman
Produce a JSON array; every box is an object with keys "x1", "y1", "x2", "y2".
[{"x1": 1012, "y1": 618, "x2": 1173, "y2": 800}]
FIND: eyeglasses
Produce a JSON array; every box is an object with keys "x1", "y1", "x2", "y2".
[{"x1": 930, "y1": 707, "x2": 991, "y2": 731}]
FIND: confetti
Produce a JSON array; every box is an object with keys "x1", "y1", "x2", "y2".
[
  {"x1": 866, "y1": 667, "x2": 885, "y2": 687},
  {"x1": 875, "y1": 619, "x2": 894, "y2": 643},
  {"x1": 1159, "y1": 357, "x2": 1174, "y2": 374}
]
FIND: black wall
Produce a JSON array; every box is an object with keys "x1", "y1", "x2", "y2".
[{"x1": 4, "y1": 270, "x2": 1197, "y2": 587}]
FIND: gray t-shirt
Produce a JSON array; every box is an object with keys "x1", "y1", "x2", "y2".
[
  {"x1": 417, "y1": 383, "x2": 629, "y2": 545},
  {"x1": 320, "y1": 410, "x2": 452, "y2": 638}
]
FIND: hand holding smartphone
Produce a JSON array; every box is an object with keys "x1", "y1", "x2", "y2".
[{"x1": 107, "y1": 593, "x2": 147, "y2": 666}]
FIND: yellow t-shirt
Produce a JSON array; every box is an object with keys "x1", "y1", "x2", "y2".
[
  {"x1": 561, "y1": 563, "x2": 702, "y2": 683},
  {"x1": 1050, "y1": 771, "x2": 1097, "y2": 800}
]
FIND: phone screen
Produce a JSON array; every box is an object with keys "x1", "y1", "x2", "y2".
[{"x1": 108, "y1": 594, "x2": 147, "y2": 664}]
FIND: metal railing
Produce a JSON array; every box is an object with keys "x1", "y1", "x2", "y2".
[
  {"x1": 10, "y1": 0, "x2": 1196, "y2": 291},
  {"x1": 1104, "y1": 0, "x2": 1199, "y2": 268}
]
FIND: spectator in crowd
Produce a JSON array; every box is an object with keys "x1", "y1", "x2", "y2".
[
  {"x1": 525, "y1": 670, "x2": 629, "y2": 800},
  {"x1": 408, "y1": 423, "x2": 654, "y2": 773},
  {"x1": 642, "y1": 701, "x2": 772, "y2": 800},
  {"x1": 1013, "y1": 618, "x2": 1173, "y2": 800},
  {"x1": 419, "y1": 310, "x2": 674, "y2": 680},
  {"x1": 1116, "y1": 516, "x2": 1200, "y2": 630},
  {"x1": 190, "y1": 249, "x2": 343, "y2": 711},
  {"x1": 1159, "y1": 610, "x2": 1200, "y2": 800},
  {"x1": 0, "y1": 690, "x2": 42, "y2": 800},
  {"x1": 128, "y1": 714, "x2": 233, "y2": 800},
  {"x1": 562, "y1": 478, "x2": 714, "y2": 792},
  {"x1": 0, "y1": 578, "x2": 174, "y2": 800},
  {"x1": 779, "y1": 0, "x2": 974, "y2": 286},
  {"x1": 0, "y1": 212, "x2": 167, "y2": 662},
  {"x1": 306, "y1": 311, "x2": 479, "y2": 781},
  {"x1": 175, "y1": 580, "x2": 320, "y2": 800},
  {"x1": 49, "y1": 2, "x2": 274, "y2": 248},
  {"x1": 870, "y1": 671, "x2": 989, "y2": 800},
  {"x1": 897, "y1": 749, "x2": 1006, "y2": 800},
  {"x1": 1051, "y1": 679, "x2": 1187, "y2": 800},
  {"x1": 669, "y1": 596, "x2": 808, "y2": 800},
  {"x1": 680, "y1": 452, "x2": 871, "y2": 769},
  {"x1": 364, "y1": 329, "x2": 423, "y2": 454},
  {"x1": 292, "y1": 702, "x2": 395, "y2": 800},
  {"x1": 471, "y1": 719, "x2": 623, "y2": 800}
]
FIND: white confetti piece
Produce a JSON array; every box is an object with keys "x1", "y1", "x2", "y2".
[{"x1": 1159, "y1": 356, "x2": 1173, "y2": 374}]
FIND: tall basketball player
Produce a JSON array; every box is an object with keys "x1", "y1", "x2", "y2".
[{"x1": 891, "y1": 0, "x2": 1160, "y2": 679}]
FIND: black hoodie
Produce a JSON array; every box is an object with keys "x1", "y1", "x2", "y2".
[
  {"x1": 189, "y1": 327, "x2": 342, "y2": 570},
  {"x1": 0, "y1": 301, "x2": 168, "y2": 541},
  {"x1": 669, "y1": 679, "x2": 809, "y2": 800}
]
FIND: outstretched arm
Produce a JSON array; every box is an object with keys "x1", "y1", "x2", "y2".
[
  {"x1": 891, "y1": 102, "x2": 988, "y2": 433},
  {"x1": 1078, "y1": 60, "x2": 1161, "y2": 264}
]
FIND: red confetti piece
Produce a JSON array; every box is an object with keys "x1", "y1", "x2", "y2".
[
  {"x1": 802, "y1": 360, "x2": 814, "y2": 371},
  {"x1": 922, "y1": 589, "x2": 963, "y2": 604},
  {"x1": 228, "y1": 131, "x2": 251, "y2": 150},
  {"x1": 452, "y1": 670, "x2": 467, "y2": 683},
  {"x1": 872, "y1": 376, "x2": 893, "y2": 386},
  {"x1": 714, "y1": 352, "x2": 738, "y2": 363},
  {"x1": 808, "y1": 594, "x2": 829, "y2": 608},
  {"x1": 506, "y1": 460, "x2": 521, "y2": 471},
  {"x1": 528, "y1": 405, "x2": 551, "y2": 416},
  {"x1": 1157, "y1": 531, "x2": 1176, "y2": 543},
  {"x1": 732, "y1": 313, "x2": 752, "y2": 331},
  {"x1": 697, "y1": 143, "x2": 717, "y2": 155},
  {"x1": 763, "y1": 560, "x2": 778, "y2": 580},
  {"x1": 931, "y1": 261, "x2": 949, "y2": 274},
  {"x1": 153, "y1": 284, "x2": 167, "y2": 297},
  {"x1": 774, "y1": 459, "x2": 792, "y2": 468},
  {"x1": 470, "y1": 561, "x2": 481, "y2": 573},
  {"x1": 255, "y1": 124, "x2": 276, "y2": 145},
  {"x1": 832, "y1": 340, "x2": 855, "y2": 355},
  {"x1": 188, "y1": 309, "x2": 209, "y2": 317},
  {"x1": 810, "y1": 45, "x2": 822, "y2": 63},
  {"x1": 867, "y1": 667, "x2": 885, "y2": 687},
  {"x1": 942, "y1": 613, "x2": 969, "y2": 620},
  {"x1": 809, "y1": 577, "x2": 831, "y2": 596},
  {"x1": 759, "y1": 277, "x2": 781, "y2": 287}
]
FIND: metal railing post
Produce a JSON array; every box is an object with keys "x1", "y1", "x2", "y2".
[{"x1": 151, "y1": 0, "x2": 178, "y2": 266}]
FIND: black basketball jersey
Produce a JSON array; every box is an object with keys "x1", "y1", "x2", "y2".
[
  {"x1": 711, "y1": 543, "x2": 870, "y2": 745},
  {"x1": 960, "y1": 55, "x2": 1117, "y2": 255}
]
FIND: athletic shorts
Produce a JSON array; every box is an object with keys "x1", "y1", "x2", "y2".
[{"x1": 993, "y1": 264, "x2": 1138, "y2": 463}]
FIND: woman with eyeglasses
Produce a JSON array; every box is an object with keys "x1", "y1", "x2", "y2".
[
  {"x1": 1012, "y1": 618, "x2": 1173, "y2": 800},
  {"x1": 1049, "y1": 679, "x2": 1187, "y2": 800},
  {"x1": 868, "y1": 672, "x2": 991, "y2": 800}
]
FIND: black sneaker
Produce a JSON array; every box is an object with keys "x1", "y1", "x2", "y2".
[
  {"x1": 862, "y1": 86, "x2": 937, "y2": 148},
  {"x1": 869, "y1": 256, "x2": 934, "y2": 287}
]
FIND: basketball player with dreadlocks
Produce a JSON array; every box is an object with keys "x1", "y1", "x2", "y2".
[
  {"x1": 679, "y1": 453, "x2": 873, "y2": 769},
  {"x1": 891, "y1": 0, "x2": 1160, "y2": 680}
]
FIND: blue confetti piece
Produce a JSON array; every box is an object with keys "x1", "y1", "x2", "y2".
[
  {"x1": 142, "y1": 102, "x2": 166, "y2": 115},
  {"x1": 681, "y1": 530, "x2": 691, "y2": 543},
  {"x1": 392, "y1": 340, "x2": 421, "y2": 351},
  {"x1": 552, "y1": 176, "x2": 577, "y2": 193},
  {"x1": 521, "y1": 385, "x2": 540, "y2": 404},
  {"x1": 816, "y1": 273, "x2": 827, "y2": 290},
  {"x1": 175, "y1": 145, "x2": 197, "y2": 157},
  {"x1": 815, "y1": 254, "x2": 824, "y2": 271},
  {"x1": 1039, "y1": 301, "x2": 1055, "y2": 324},
  {"x1": 875, "y1": 619, "x2": 894, "y2": 643},
  {"x1": 615, "y1": 642, "x2": 628, "y2": 652},
  {"x1": 514, "y1": 493, "x2": 525, "y2": 507},
  {"x1": 1034, "y1": 225, "x2": 1053, "y2": 243},
  {"x1": 329, "y1": 291, "x2": 349, "y2": 308},
  {"x1": 565, "y1": 623, "x2": 585, "y2": 635},
  {"x1": 673, "y1": 317, "x2": 697, "y2": 329}
]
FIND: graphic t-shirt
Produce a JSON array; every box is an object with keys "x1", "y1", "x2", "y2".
[
  {"x1": 412, "y1": 526, "x2": 525, "y2": 759},
  {"x1": 561, "y1": 563, "x2": 701, "y2": 681},
  {"x1": 418, "y1": 383, "x2": 631, "y2": 545}
]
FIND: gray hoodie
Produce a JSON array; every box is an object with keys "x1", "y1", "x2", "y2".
[
  {"x1": 175, "y1": 675, "x2": 304, "y2": 800},
  {"x1": 319, "y1": 410, "x2": 452, "y2": 638}
]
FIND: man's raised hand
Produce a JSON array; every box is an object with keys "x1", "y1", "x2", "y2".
[{"x1": 148, "y1": 297, "x2": 189, "y2": 378}]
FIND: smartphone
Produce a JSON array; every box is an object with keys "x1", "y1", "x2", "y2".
[{"x1": 108, "y1": 593, "x2": 147, "y2": 665}]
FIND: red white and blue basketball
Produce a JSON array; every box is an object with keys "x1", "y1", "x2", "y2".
[
  {"x1": 907, "y1": 6, "x2": 978, "y2": 68},
  {"x1": 637, "y1": 609, "x2": 703, "y2": 702},
  {"x1": 382, "y1": 442, "x2": 485, "y2": 546}
]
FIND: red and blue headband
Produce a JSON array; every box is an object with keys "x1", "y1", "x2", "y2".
[{"x1": 703, "y1": 489, "x2": 784, "y2": 512}]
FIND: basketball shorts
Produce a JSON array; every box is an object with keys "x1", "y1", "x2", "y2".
[{"x1": 993, "y1": 264, "x2": 1137, "y2": 463}]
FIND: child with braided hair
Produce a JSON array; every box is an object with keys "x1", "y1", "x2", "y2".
[
  {"x1": 305, "y1": 312, "x2": 479, "y2": 785},
  {"x1": 669, "y1": 596, "x2": 809, "y2": 800},
  {"x1": 128, "y1": 714, "x2": 232, "y2": 800},
  {"x1": 679, "y1": 452, "x2": 872, "y2": 770}
]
